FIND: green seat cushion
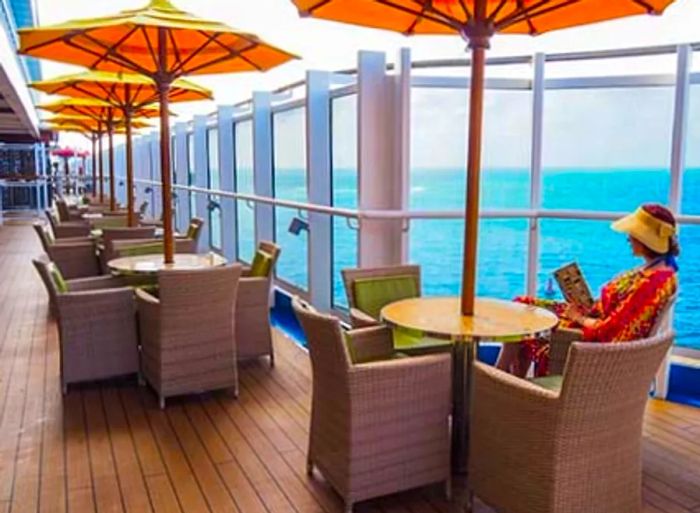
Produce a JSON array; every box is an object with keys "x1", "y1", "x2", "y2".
[
  {"x1": 186, "y1": 222, "x2": 200, "y2": 239},
  {"x1": 342, "y1": 331, "x2": 409, "y2": 364},
  {"x1": 353, "y1": 275, "x2": 419, "y2": 320},
  {"x1": 530, "y1": 375, "x2": 564, "y2": 392},
  {"x1": 250, "y1": 250, "x2": 273, "y2": 277},
  {"x1": 392, "y1": 326, "x2": 452, "y2": 352},
  {"x1": 120, "y1": 242, "x2": 163, "y2": 257},
  {"x1": 49, "y1": 263, "x2": 68, "y2": 293}
]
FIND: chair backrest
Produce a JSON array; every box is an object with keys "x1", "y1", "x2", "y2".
[
  {"x1": 651, "y1": 293, "x2": 677, "y2": 336},
  {"x1": 341, "y1": 264, "x2": 421, "y2": 316},
  {"x1": 112, "y1": 238, "x2": 196, "y2": 258},
  {"x1": 559, "y1": 332, "x2": 674, "y2": 434},
  {"x1": 44, "y1": 209, "x2": 59, "y2": 233},
  {"x1": 91, "y1": 216, "x2": 129, "y2": 229},
  {"x1": 33, "y1": 222, "x2": 52, "y2": 253},
  {"x1": 102, "y1": 227, "x2": 155, "y2": 247},
  {"x1": 55, "y1": 200, "x2": 70, "y2": 222},
  {"x1": 157, "y1": 265, "x2": 242, "y2": 345},
  {"x1": 32, "y1": 256, "x2": 60, "y2": 313},
  {"x1": 292, "y1": 297, "x2": 352, "y2": 383}
]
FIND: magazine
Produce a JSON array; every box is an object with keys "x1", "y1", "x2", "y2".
[{"x1": 553, "y1": 262, "x2": 595, "y2": 311}]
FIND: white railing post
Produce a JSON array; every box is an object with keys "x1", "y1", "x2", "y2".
[
  {"x1": 218, "y1": 106, "x2": 237, "y2": 262},
  {"x1": 174, "y1": 122, "x2": 188, "y2": 231},
  {"x1": 395, "y1": 48, "x2": 412, "y2": 262},
  {"x1": 357, "y1": 50, "x2": 404, "y2": 267},
  {"x1": 669, "y1": 44, "x2": 691, "y2": 213},
  {"x1": 253, "y1": 92, "x2": 275, "y2": 245},
  {"x1": 527, "y1": 53, "x2": 546, "y2": 297},
  {"x1": 149, "y1": 131, "x2": 162, "y2": 220},
  {"x1": 193, "y1": 115, "x2": 210, "y2": 251},
  {"x1": 306, "y1": 70, "x2": 333, "y2": 311}
]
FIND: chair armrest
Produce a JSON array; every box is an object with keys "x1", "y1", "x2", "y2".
[
  {"x1": 349, "y1": 307, "x2": 380, "y2": 328},
  {"x1": 344, "y1": 325, "x2": 395, "y2": 363},
  {"x1": 135, "y1": 288, "x2": 161, "y2": 352},
  {"x1": 54, "y1": 224, "x2": 90, "y2": 238},
  {"x1": 67, "y1": 275, "x2": 128, "y2": 291},
  {"x1": 241, "y1": 265, "x2": 252, "y2": 277},
  {"x1": 349, "y1": 353, "x2": 452, "y2": 417},
  {"x1": 135, "y1": 288, "x2": 159, "y2": 306},
  {"x1": 48, "y1": 243, "x2": 100, "y2": 279},
  {"x1": 237, "y1": 277, "x2": 271, "y2": 307},
  {"x1": 549, "y1": 327, "x2": 583, "y2": 375},
  {"x1": 56, "y1": 287, "x2": 135, "y2": 325}
]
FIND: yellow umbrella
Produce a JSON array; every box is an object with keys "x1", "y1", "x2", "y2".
[
  {"x1": 292, "y1": 0, "x2": 677, "y2": 315},
  {"x1": 20, "y1": 0, "x2": 297, "y2": 262},
  {"x1": 32, "y1": 71, "x2": 212, "y2": 225}
]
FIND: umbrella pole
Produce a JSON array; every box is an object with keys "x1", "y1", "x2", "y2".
[
  {"x1": 460, "y1": 24, "x2": 489, "y2": 316},
  {"x1": 125, "y1": 108, "x2": 135, "y2": 227},
  {"x1": 158, "y1": 27, "x2": 175, "y2": 264},
  {"x1": 64, "y1": 157, "x2": 70, "y2": 195},
  {"x1": 98, "y1": 126, "x2": 104, "y2": 202},
  {"x1": 91, "y1": 134, "x2": 97, "y2": 198},
  {"x1": 108, "y1": 118, "x2": 116, "y2": 212}
]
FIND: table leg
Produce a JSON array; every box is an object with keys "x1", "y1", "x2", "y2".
[{"x1": 451, "y1": 340, "x2": 478, "y2": 474}]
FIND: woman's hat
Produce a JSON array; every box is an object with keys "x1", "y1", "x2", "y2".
[{"x1": 611, "y1": 206, "x2": 676, "y2": 254}]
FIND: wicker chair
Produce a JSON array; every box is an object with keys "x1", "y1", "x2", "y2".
[
  {"x1": 467, "y1": 331, "x2": 674, "y2": 513},
  {"x1": 236, "y1": 241, "x2": 281, "y2": 366},
  {"x1": 55, "y1": 199, "x2": 83, "y2": 222},
  {"x1": 292, "y1": 297, "x2": 452, "y2": 513},
  {"x1": 32, "y1": 223, "x2": 100, "y2": 279},
  {"x1": 136, "y1": 264, "x2": 243, "y2": 409},
  {"x1": 32, "y1": 257, "x2": 139, "y2": 394},
  {"x1": 99, "y1": 226, "x2": 156, "y2": 273},
  {"x1": 44, "y1": 209, "x2": 91, "y2": 239}
]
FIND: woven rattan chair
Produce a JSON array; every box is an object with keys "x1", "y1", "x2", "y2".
[
  {"x1": 99, "y1": 226, "x2": 156, "y2": 273},
  {"x1": 33, "y1": 223, "x2": 100, "y2": 279},
  {"x1": 467, "y1": 331, "x2": 674, "y2": 513},
  {"x1": 55, "y1": 199, "x2": 83, "y2": 222},
  {"x1": 292, "y1": 297, "x2": 452, "y2": 513},
  {"x1": 44, "y1": 209, "x2": 91, "y2": 239},
  {"x1": 32, "y1": 257, "x2": 139, "y2": 393},
  {"x1": 236, "y1": 241, "x2": 281, "y2": 366},
  {"x1": 136, "y1": 264, "x2": 243, "y2": 409}
]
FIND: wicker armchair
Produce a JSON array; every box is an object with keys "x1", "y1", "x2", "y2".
[
  {"x1": 44, "y1": 209, "x2": 91, "y2": 239},
  {"x1": 292, "y1": 297, "x2": 452, "y2": 513},
  {"x1": 99, "y1": 226, "x2": 156, "y2": 273},
  {"x1": 32, "y1": 223, "x2": 99, "y2": 279},
  {"x1": 467, "y1": 332, "x2": 674, "y2": 513},
  {"x1": 236, "y1": 241, "x2": 281, "y2": 366},
  {"x1": 55, "y1": 199, "x2": 83, "y2": 222},
  {"x1": 32, "y1": 257, "x2": 139, "y2": 394},
  {"x1": 136, "y1": 264, "x2": 243, "y2": 409}
]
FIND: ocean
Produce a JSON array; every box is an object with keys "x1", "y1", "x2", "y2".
[{"x1": 257, "y1": 167, "x2": 700, "y2": 350}]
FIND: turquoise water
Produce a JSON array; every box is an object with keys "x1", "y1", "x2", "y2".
[{"x1": 261, "y1": 167, "x2": 700, "y2": 350}]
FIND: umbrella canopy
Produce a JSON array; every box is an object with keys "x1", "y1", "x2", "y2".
[
  {"x1": 291, "y1": 0, "x2": 677, "y2": 315},
  {"x1": 51, "y1": 147, "x2": 79, "y2": 158},
  {"x1": 32, "y1": 70, "x2": 212, "y2": 226},
  {"x1": 47, "y1": 115, "x2": 151, "y2": 132},
  {"x1": 19, "y1": 0, "x2": 298, "y2": 261},
  {"x1": 38, "y1": 97, "x2": 161, "y2": 121}
]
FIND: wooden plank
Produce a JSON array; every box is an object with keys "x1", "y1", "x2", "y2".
[
  {"x1": 118, "y1": 389, "x2": 166, "y2": 477},
  {"x1": 63, "y1": 393, "x2": 92, "y2": 492},
  {"x1": 144, "y1": 475, "x2": 182, "y2": 513},
  {"x1": 67, "y1": 487, "x2": 95, "y2": 513}
]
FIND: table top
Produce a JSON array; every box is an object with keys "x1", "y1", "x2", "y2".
[
  {"x1": 381, "y1": 296, "x2": 559, "y2": 342},
  {"x1": 108, "y1": 252, "x2": 227, "y2": 275},
  {"x1": 82, "y1": 212, "x2": 103, "y2": 220}
]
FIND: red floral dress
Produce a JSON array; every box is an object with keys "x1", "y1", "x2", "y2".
[{"x1": 515, "y1": 265, "x2": 678, "y2": 376}]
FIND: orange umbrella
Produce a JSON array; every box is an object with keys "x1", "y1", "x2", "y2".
[
  {"x1": 19, "y1": 0, "x2": 297, "y2": 263},
  {"x1": 292, "y1": 0, "x2": 677, "y2": 315}
]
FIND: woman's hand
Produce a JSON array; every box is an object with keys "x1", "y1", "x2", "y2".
[{"x1": 562, "y1": 304, "x2": 596, "y2": 329}]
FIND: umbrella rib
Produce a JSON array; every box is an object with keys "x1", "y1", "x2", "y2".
[
  {"x1": 516, "y1": 0, "x2": 537, "y2": 35},
  {"x1": 89, "y1": 26, "x2": 140, "y2": 69},
  {"x1": 404, "y1": 1, "x2": 432, "y2": 36},
  {"x1": 487, "y1": 0, "x2": 509, "y2": 23},
  {"x1": 630, "y1": 0, "x2": 657, "y2": 13},
  {"x1": 140, "y1": 26, "x2": 160, "y2": 74},
  {"x1": 375, "y1": 0, "x2": 460, "y2": 31},
  {"x1": 76, "y1": 32, "x2": 153, "y2": 77},
  {"x1": 170, "y1": 31, "x2": 221, "y2": 76},
  {"x1": 168, "y1": 29, "x2": 184, "y2": 68},
  {"x1": 304, "y1": 0, "x2": 333, "y2": 15},
  {"x1": 496, "y1": 0, "x2": 579, "y2": 30},
  {"x1": 195, "y1": 37, "x2": 261, "y2": 72}
]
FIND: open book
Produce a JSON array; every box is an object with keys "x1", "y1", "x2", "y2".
[{"x1": 553, "y1": 262, "x2": 595, "y2": 311}]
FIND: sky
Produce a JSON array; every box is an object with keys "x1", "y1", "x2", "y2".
[{"x1": 33, "y1": 0, "x2": 700, "y2": 167}]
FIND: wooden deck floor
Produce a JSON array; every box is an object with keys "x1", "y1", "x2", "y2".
[{"x1": 2, "y1": 222, "x2": 700, "y2": 513}]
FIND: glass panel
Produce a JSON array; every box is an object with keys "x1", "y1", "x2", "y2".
[
  {"x1": 677, "y1": 225, "x2": 700, "y2": 350},
  {"x1": 410, "y1": 88, "x2": 532, "y2": 211},
  {"x1": 682, "y1": 84, "x2": 700, "y2": 215},
  {"x1": 410, "y1": 219, "x2": 528, "y2": 299},
  {"x1": 331, "y1": 94, "x2": 358, "y2": 308},
  {"x1": 207, "y1": 128, "x2": 221, "y2": 250},
  {"x1": 187, "y1": 132, "x2": 196, "y2": 220},
  {"x1": 538, "y1": 219, "x2": 638, "y2": 301},
  {"x1": 542, "y1": 87, "x2": 673, "y2": 211},
  {"x1": 235, "y1": 120, "x2": 255, "y2": 263},
  {"x1": 273, "y1": 107, "x2": 308, "y2": 290}
]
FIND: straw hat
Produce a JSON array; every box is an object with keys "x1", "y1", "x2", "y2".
[{"x1": 612, "y1": 207, "x2": 676, "y2": 254}]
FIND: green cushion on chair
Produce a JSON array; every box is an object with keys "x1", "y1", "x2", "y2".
[
  {"x1": 250, "y1": 250, "x2": 273, "y2": 277},
  {"x1": 392, "y1": 327, "x2": 451, "y2": 352},
  {"x1": 353, "y1": 275, "x2": 419, "y2": 320},
  {"x1": 121, "y1": 242, "x2": 163, "y2": 257},
  {"x1": 49, "y1": 263, "x2": 68, "y2": 293},
  {"x1": 186, "y1": 221, "x2": 200, "y2": 239},
  {"x1": 529, "y1": 375, "x2": 564, "y2": 392},
  {"x1": 342, "y1": 331, "x2": 409, "y2": 364}
]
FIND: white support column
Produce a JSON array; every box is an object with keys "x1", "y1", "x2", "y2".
[
  {"x1": 116, "y1": 143, "x2": 126, "y2": 204},
  {"x1": 395, "y1": 48, "x2": 412, "y2": 262},
  {"x1": 253, "y1": 92, "x2": 274, "y2": 245},
  {"x1": 174, "y1": 122, "x2": 189, "y2": 230},
  {"x1": 669, "y1": 44, "x2": 692, "y2": 213},
  {"x1": 218, "y1": 105, "x2": 237, "y2": 262},
  {"x1": 306, "y1": 71, "x2": 333, "y2": 311},
  {"x1": 150, "y1": 132, "x2": 162, "y2": 220},
  {"x1": 357, "y1": 51, "x2": 404, "y2": 267},
  {"x1": 193, "y1": 115, "x2": 210, "y2": 251},
  {"x1": 527, "y1": 53, "x2": 546, "y2": 297}
]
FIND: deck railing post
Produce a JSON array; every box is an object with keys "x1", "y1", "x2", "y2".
[
  {"x1": 174, "y1": 122, "x2": 189, "y2": 232},
  {"x1": 253, "y1": 92, "x2": 275, "y2": 247},
  {"x1": 218, "y1": 106, "x2": 237, "y2": 262},
  {"x1": 149, "y1": 131, "x2": 162, "y2": 221},
  {"x1": 193, "y1": 115, "x2": 210, "y2": 251}
]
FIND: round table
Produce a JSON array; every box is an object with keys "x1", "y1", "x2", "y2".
[
  {"x1": 82, "y1": 212, "x2": 103, "y2": 220},
  {"x1": 108, "y1": 252, "x2": 227, "y2": 275},
  {"x1": 381, "y1": 296, "x2": 559, "y2": 473}
]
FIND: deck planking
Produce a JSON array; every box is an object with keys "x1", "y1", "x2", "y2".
[{"x1": 1, "y1": 222, "x2": 699, "y2": 513}]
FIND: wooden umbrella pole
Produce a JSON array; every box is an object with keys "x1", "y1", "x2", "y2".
[
  {"x1": 91, "y1": 134, "x2": 97, "y2": 197},
  {"x1": 98, "y1": 125, "x2": 104, "y2": 202},
  {"x1": 124, "y1": 100, "x2": 135, "y2": 226},
  {"x1": 460, "y1": 1, "x2": 490, "y2": 317},
  {"x1": 158, "y1": 28, "x2": 175, "y2": 264},
  {"x1": 108, "y1": 115, "x2": 116, "y2": 212},
  {"x1": 63, "y1": 157, "x2": 70, "y2": 195}
]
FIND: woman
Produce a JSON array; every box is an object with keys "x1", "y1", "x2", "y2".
[{"x1": 497, "y1": 203, "x2": 679, "y2": 377}]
